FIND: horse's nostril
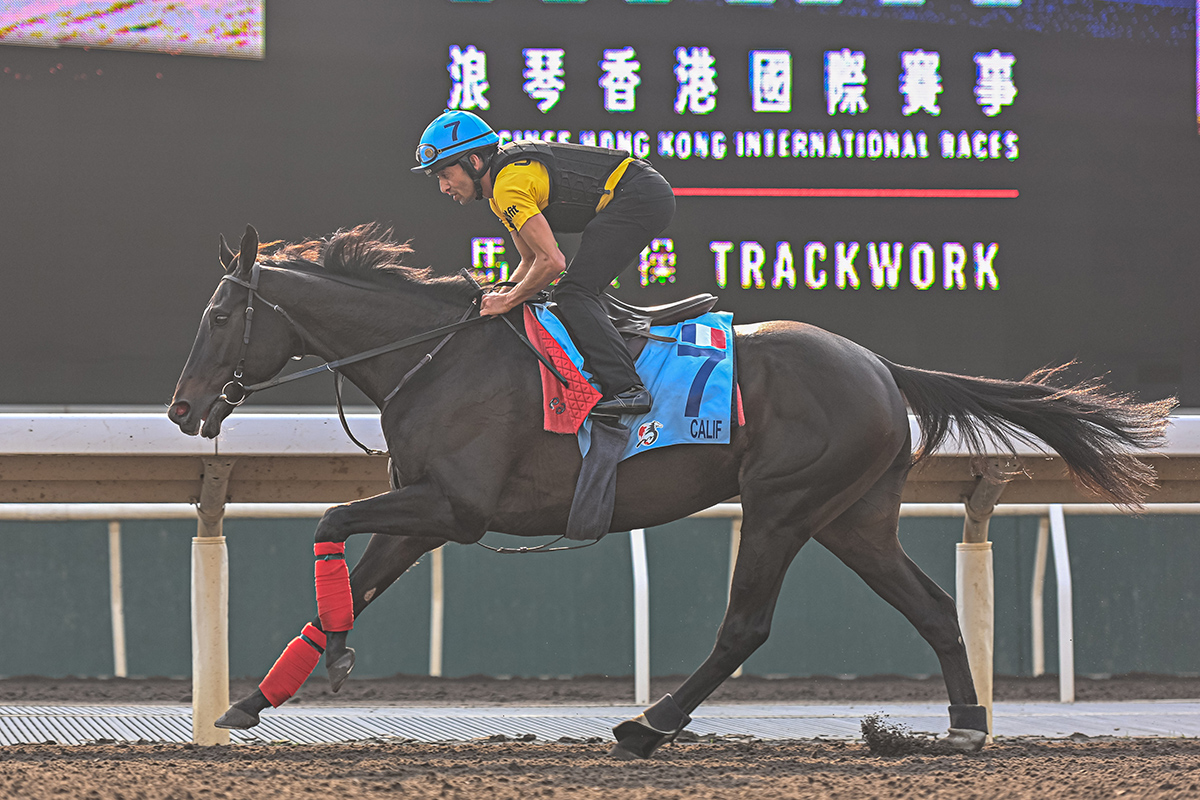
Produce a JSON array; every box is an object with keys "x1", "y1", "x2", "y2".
[{"x1": 172, "y1": 402, "x2": 190, "y2": 418}]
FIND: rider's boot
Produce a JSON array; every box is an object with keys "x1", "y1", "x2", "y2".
[{"x1": 591, "y1": 384, "x2": 652, "y2": 417}]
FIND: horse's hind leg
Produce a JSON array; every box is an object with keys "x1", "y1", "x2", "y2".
[
  {"x1": 215, "y1": 533, "x2": 444, "y2": 730},
  {"x1": 814, "y1": 474, "x2": 988, "y2": 750},
  {"x1": 610, "y1": 423, "x2": 908, "y2": 757},
  {"x1": 611, "y1": 507, "x2": 811, "y2": 759}
]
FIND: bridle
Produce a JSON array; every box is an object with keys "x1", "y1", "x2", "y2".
[
  {"x1": 214, "y1": 257, "x2": 488, "y2": 453},
  {"x1": 213, "y1": 258, "x2": 566, "y2": 454},
  {"x1": 217, "y1": 256, "x2": 269, "y2": 408}
]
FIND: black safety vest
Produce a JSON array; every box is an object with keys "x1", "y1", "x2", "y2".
[{"x1": 489, "y1": 141, "x2": 643, "y2": 233}]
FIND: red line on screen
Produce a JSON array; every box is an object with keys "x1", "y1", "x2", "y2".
[{"x1": 672, "y1": 187, "x2": 1019, "y2": 199}]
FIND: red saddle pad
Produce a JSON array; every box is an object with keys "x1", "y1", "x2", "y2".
[{"x1": 523, "y1": 306, "x2": 602, "y2": 434}]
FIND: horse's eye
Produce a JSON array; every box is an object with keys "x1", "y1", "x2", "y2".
[{"x1": 213, "y1": 313, "x2": 230, "y2": 325}]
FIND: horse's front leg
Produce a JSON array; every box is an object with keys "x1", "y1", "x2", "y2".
[
  {"x1": 314, "y1": 480, "x2": 486, "y2": 691},
  {"x1": 216, "y1": 532, "x2": 446, "y2": 729}
]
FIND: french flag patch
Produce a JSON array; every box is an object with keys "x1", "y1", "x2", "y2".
[{"x1": 682, "y1": 323, "x2": 726, "y2": 349}]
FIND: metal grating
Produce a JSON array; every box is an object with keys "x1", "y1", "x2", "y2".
[{"x1": 1, "y1": 702, "x2": 1198, "y2": 745}]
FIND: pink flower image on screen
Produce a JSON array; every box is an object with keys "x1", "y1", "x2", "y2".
[{"x1": 0, "y1": 1, "x2": 263, "y2": 59}]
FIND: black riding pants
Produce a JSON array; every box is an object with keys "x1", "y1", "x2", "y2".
[{"x1": 552, "y1": 166, "x2": 676, "y2": 397}]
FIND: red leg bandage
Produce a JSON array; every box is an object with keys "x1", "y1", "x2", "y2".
[
  {"x1": 314, "y1": 542, "x2": 354, "y2": 633},
  {"x1": 258, "y1": 623, "x2": 327, "y2": 707}
]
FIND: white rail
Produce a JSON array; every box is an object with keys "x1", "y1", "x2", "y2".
[{"x1": 5, "y1": 500, "x2": 1198, "y2": 709}]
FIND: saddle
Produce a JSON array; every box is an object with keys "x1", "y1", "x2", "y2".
[
  {"x1": 545, "y1": 292, "x2": 720, "y2": 360},
  {"x1": 490, "y1": 272, "x2": 718, "y2": 355},
  {"x1": 605, "y1": 293, "x2": 719, "y2": 337}
]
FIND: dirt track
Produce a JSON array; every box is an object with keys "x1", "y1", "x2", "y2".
[
  {"x1": 2, "y1": 739, "x2": 1199, "y2": 800},
  {"x1": 2, "y1": 674, "x2": 1198, "y2": 799}
]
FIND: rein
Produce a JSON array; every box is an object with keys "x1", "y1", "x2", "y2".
[
  {"x1": 215, "y1": 262, "x2": 568, "y2": 456},
  {"x1": 219, "y1": 269, "x2": 488, "y2": 401},
  {"x1": 216, "y1": 261, "x2": 490, "y2": 454}
]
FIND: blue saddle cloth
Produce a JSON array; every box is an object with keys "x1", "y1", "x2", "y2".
[{"x1": 532, "y1": 306, "x2": 738, "y2": 461}]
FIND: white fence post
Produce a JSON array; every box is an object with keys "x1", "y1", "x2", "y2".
[
  {"x1": 192, "y1": 458, "x2": 234, "y2": 746},
  {"x1": 1048, "y1": 504, "x2": 1075, "y2": 703},
  {"x1": 630, "y1": 529, "x2": 650, "y2": 706},
  {"x1": 107, "y1": 520, "x2": 127, "y2": 679},
  {"x1": 956, "y1": 467, "x2": 1010, "y2": 736},
  {"x1": 1031, "y1": 515, "x2": 1050, "y2": 677},
  {"x1": 956, "y1": 541, "x2": 994, "y2": 732},
  {"x1": 429, "y1": 546, "x2": 445, "y2": 677}
]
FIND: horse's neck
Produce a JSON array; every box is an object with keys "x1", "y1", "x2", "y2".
[{"x1": 272, "y1": 271, "x2": 462, "y2": 407}]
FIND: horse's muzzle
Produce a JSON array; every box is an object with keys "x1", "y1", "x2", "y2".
[
  {"x1": 168, "y1": 399, "x2": 202, "y2": 435},
  {"x1": 168, "y1": 392, "x2": 230, "y2": 438}
]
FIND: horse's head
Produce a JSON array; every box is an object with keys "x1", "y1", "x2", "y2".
[{"x1": 169, "y1": 225, "x2": 301, "y2": 438}]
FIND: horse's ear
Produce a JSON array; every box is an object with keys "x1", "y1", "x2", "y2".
[
  {"x1": 219, "y1": 234, "x2": 236, "y2": 272},
  {"x1": 237, "y1": 224, "x2": 259, "y2": 274}
]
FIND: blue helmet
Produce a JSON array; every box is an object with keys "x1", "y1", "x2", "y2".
[{"x1": 411, "y1": 109, "x2": 500, "y2": 176}]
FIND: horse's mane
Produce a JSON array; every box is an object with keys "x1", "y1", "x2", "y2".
[{"x1": 257, "y1": 223, "x2": 475, "y2": 301}]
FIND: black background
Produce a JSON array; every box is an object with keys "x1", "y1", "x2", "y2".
[{"x1": 0, "y1": 0, "x2": 1195, "y2": 407}]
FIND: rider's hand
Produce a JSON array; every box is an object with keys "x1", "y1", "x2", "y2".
[{"x1": 480, "y1": 292, "x2": 517, "y2": 316}]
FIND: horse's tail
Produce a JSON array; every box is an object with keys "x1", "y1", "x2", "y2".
[{"x1": 879, "y1": 359, "x2": 1176, "y2": 507}]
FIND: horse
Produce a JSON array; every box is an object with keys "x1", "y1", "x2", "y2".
[{"x1": 169, "y1": 223, "x2": 1172, "y2": 759}]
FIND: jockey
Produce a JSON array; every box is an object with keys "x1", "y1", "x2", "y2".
[{"x1": 412, "y1": 109, "x2": 675, "y2": 417}]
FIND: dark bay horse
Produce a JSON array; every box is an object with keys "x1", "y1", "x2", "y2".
[{"x1": 169, "y1": 224, "x2": 1172, "y2": 758}]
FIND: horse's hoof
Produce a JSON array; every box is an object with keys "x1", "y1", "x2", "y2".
[
  {"x1": 945, "y1": 704, "x2": 988, "y2": 751},
  {"x1": 610, "y1": 694, "x2": 692, "y2": 759},
  {"x1": 611, "y1": 719, "x2": 674, "y2": 759},
  {"x1": 608, "y1": 742, "x2": 642, "y2": 761},
  {"x1": 214, "y1": 706, "x2": 260, "y2": 730},
  {"x1": 327, "y1": 647, "x2": 356, "y2": 693},
  {"x1": 943, "y1": 728, "x2": 987, "y2": 752}
]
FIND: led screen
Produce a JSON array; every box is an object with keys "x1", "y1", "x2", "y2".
[
  {"x1": 414, "y1": 0, "x2": 1197, "y2": 400},
  {"x1": 0, "y1": 1, "x2": 262, "y2": 59},
  {"x1": 0, "y1": 0, "x2": 1195, "y2": 406}
]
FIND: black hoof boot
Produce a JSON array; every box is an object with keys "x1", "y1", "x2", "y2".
[
  {"x1": 325, "y1": 631, "x2": 355, "y2": 693},
  {"x1": 610, "y1": 694, "x2": 692, "y2": 760},
  {"x1": 945, "y1": 704, "x2": 989, "y2": 752},
  {"x1": 215, "y1": 689, "x2": 270, "y2": 730}
]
